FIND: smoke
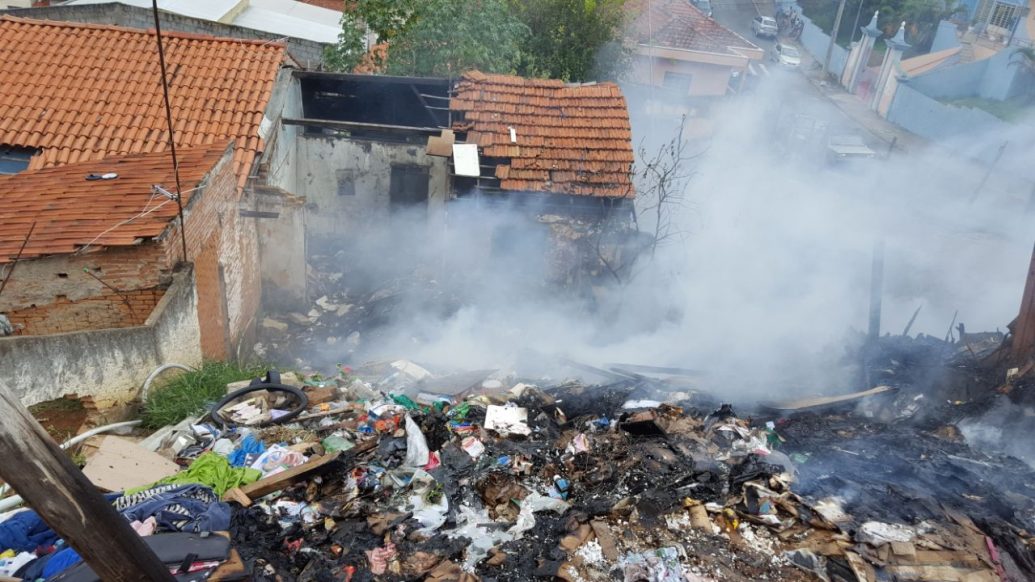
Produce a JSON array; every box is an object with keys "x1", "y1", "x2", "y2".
[{"x1": 292, "y1": 71, "x2": 1033, "y2": 402}]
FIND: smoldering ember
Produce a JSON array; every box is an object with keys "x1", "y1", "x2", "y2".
[{"x1": 1, "y1": 3, "x2": 1035, "y2": 582}]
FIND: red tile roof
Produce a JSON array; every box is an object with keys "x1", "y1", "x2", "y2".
[
  {"x1": 628, "y1": 0, "x2": 760, "y2": 57},
  {"x1": 0, "y1": 143, "x2": 229, "y2": 263},
  {"x1": 0, "y1": 17, "x2": 287, "y2": 191},
  {"x1": 296, "y1": 0, "x2": 345, "y2": 10},
  {"x1": 450, "y1": 71, "x2": 634, "y2": 199}
]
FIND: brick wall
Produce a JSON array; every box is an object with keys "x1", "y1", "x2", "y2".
[
  {"x1": 0, "y1": 245, "x2": 170, "y2": 312},
  {"x1": 6, "y1": 287, "x2": 166, "y2": 335},
  {"x1": 157, "y1": 144, "x2": 261, "y2": 355},
  {"x1": 0, "y1": 143, "x2": 262, "y2": 349}
]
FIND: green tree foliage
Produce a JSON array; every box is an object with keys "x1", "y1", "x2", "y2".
[
  {"x1": 323, "y1": 10, "x2": 366, "y2": 72},
  {"x1": 352, "y1": 0, "x2": 420, "y2": 41},
  {"x1": 800, "y1": 0, "x2": 964, "y2": 54},
  {"x1": 383, "y1": 0, "x2": 528, "y2": 76},
  {"x1": 878, "y1": 0, "x2": 964, "y2": 53},
  {"x1": 509, "y1": 0, "x2": 630, "y2": 81}
]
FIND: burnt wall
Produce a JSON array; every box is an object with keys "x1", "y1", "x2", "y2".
[{"x1": 295, "y1": 134, "x2": 450, "y2": 242}]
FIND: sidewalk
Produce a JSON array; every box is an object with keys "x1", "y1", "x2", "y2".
[
  {"x1": 797, "y1": 48, "x2": 927, "y2": 154},
  {"x1": 795, "y1": 47, "x2": 1034, "y2": 207}
]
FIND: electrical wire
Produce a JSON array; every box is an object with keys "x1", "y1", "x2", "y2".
[
  {"x1": 152, "y1": 0, "x2": 188, "y2": 263},
  {"x1": 71, "y1": 183, "x2": 205, "y2": 256},
  {"x1": 74, "y1": 198, "x2": 175, "y2": 255}
]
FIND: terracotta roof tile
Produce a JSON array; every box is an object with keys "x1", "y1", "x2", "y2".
[
  {"x1": 0, "y1": 143, "x2": 229, "y2": 262},
  {"x1": 451, "y1": 73, "x2": 635, "y2": 199},
  {"x1": 627, "y1": 0, "x2": 760, "y2": 57},
  {"x1": 0, "y1": 17, "x2": 286, "y2": 191}
]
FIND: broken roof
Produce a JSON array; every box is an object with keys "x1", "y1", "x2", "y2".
[
  {"x1": 0, "y1": 17, "x2": 286, "y2": 190},
  {"x1": 451, "y1": 71, "x2": 634, "y2": 199},
  {"x1": 628, "y1": 0, "x2": 761, "y2": 59},
  {"x1": 0, "y1": 142, "x2": 229, "y2": 263}
]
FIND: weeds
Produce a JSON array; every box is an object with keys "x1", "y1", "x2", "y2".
[{"x1": 142, "y1": 361, "x2": 269, "y2": 428}]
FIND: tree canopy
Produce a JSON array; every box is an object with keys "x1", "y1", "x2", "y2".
[
  {"x1": 325, "y1": 0, "x2": 629, "y2": 80},
  {"x1": 509, "y1": 0, "x2": 630, "y2": 81}
]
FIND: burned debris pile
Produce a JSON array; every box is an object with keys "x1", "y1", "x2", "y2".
[{"x1": 8, "y1": 351, "x2": 1026, "y2": 581}]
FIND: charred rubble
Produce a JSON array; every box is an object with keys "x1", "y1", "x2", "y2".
[{"x1": 124, "y1": 328, "x2": 1034, "y2": 582}]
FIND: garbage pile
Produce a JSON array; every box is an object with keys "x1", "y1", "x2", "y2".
[{"x1": 7, "y1": 354, "x2": 1034, "y2": 581}]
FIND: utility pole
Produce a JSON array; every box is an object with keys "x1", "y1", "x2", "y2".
[
  {"x1": 849, "y1": 0, "x2": 865, "y2": 43},
  {"x1": 0, "y1": 383, "x2": 175, "y2": 581},
  {"x1": 824, "y1": 0, "x2": 848, "y2": 77}
]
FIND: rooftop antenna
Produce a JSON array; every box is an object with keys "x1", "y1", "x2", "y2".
[{"x1": 152, "y1": 0, "x2": 189, "y2": 264}]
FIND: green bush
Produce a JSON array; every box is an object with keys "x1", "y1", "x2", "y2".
[{"x1": 141, "y1": 361, "x2": 270, "y2": 429}]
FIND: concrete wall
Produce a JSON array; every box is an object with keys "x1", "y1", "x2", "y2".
[
  {"x1": 256, "y1": 189, "x2": 308, "y2": 310},
  {"x1": 0, "y1": 270, "x2": 202, "y2": 406},
  {"x1": 296, "y1": 135, "x2": 450, "y2": 238},
  {"x1": 631, "y1": 54, "x2": 737, "y2": 97},
  {"x1": 978, "y1": 49, "x2": 1027, "y2": 100},
  {"x1": 2, "y1": 3, "x2": 327, "y2": 66},
  {"x1": 887, "y1": 81, "x2": 1013, "y2": 157},
  {"x1": 909, "y1": 57, "x2": 988, "y2": 99},
  {"x1": 931, "y1": 20, "x2": 962, "y2": 53},
  {"x1": 799, "y1": 13, "x2": 848, "y2": 77},
  {"x1": 255, "y1": 73, "x2": 308, "y2": 310},
  {"x1": 262, "y1": 69, "x2": 304, "y2": 196}
]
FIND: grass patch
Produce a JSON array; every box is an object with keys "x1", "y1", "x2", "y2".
[{"x1": 142, "y1": 361, "x2": 269, "y2": 429}]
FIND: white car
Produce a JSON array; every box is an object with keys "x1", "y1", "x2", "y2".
[
  {"x1": 752, "y1": 16, "x2": 778, "y2": 38},
  {"x1": 771, "y1": 42, "x2": 801, "y2": 67},
  {"x1": 826, "y1": 133, "x2": 877, "y2": 163}
]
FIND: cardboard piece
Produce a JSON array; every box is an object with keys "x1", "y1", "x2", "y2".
[
  {"x1": 427, "y1": 129, "x2": 456, "y2": 157},
  {"x1": 82, "y1": 436, "x2": 180, "y2": 492}
]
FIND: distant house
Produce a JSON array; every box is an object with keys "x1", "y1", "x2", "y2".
[
  {"x1": 627, "y1": 0, "x2": 764, "y2": 97},
  {"x1": 0, "y1": 17, "x2": 297, "y2": 404}
]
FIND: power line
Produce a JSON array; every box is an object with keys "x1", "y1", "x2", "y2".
[{"x1": 152, "y1": 0, "x2": 189, "y2": 264}]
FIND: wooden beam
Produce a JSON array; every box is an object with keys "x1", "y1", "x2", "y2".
[
  {"x1": 0, "y1": 384, "x2": 175, "y2": 581},
  {"x1": 1013, "y1": 242, "x2": 1035, "y2": 363},
  {"x1": 283, "y1": 117, "x2": 441, "y2": 135},
  {"x1": 227, "y1": 438, "x2": 377, "y2": 503}
]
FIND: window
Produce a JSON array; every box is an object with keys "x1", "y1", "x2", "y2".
[
  {"x1": 336, "y1": 169, "x2": 356, "y2": 196},
  {"x1": 662, "y1": 72, "x2": 693, "y2": 94},
  {"x1": 389, "y1": 165, "x2": 430, "y2": 211},
  {"x1": 989, "y1": 2, "x2": 1018, "y2": 29},
  {"x1": 0, "y1": 146, "x2": 36, "y2": 175}
]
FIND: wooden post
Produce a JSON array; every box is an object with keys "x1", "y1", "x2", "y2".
[
  {"x1": 1013, "y1": 242, "x2": 1035, "y2": 364},
  {"x1": 867, "y1": 240, "x2": 885, "y2": 342},
  {"x1": 0, "y1": 385, "x2": 175, "y2": 581}
]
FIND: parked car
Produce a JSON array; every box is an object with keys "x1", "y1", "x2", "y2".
[
  {"x1": 752, "y1": 16, "x2": 778, "y2": 38},
  {"x1": 771, "y1": 42, "x2": 801, "y2": 67},
  {"x1": 826, "y1": 133, "x2": 877, "y2": 163},
  {"x1": 692, "y1": 0, "x2": 713, "y2": 17}
]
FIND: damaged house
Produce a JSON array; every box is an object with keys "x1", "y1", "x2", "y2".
[
  {"x1": 285, "y1": 70, "x2": 637, "y2": 289},
  {"x1": 0, "y1": 17, "x2": 297, "y2": 404}
]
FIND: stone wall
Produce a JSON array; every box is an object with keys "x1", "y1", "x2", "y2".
[{"x1": 0, "y1": 270, "x2": 202, "y2": 406}]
